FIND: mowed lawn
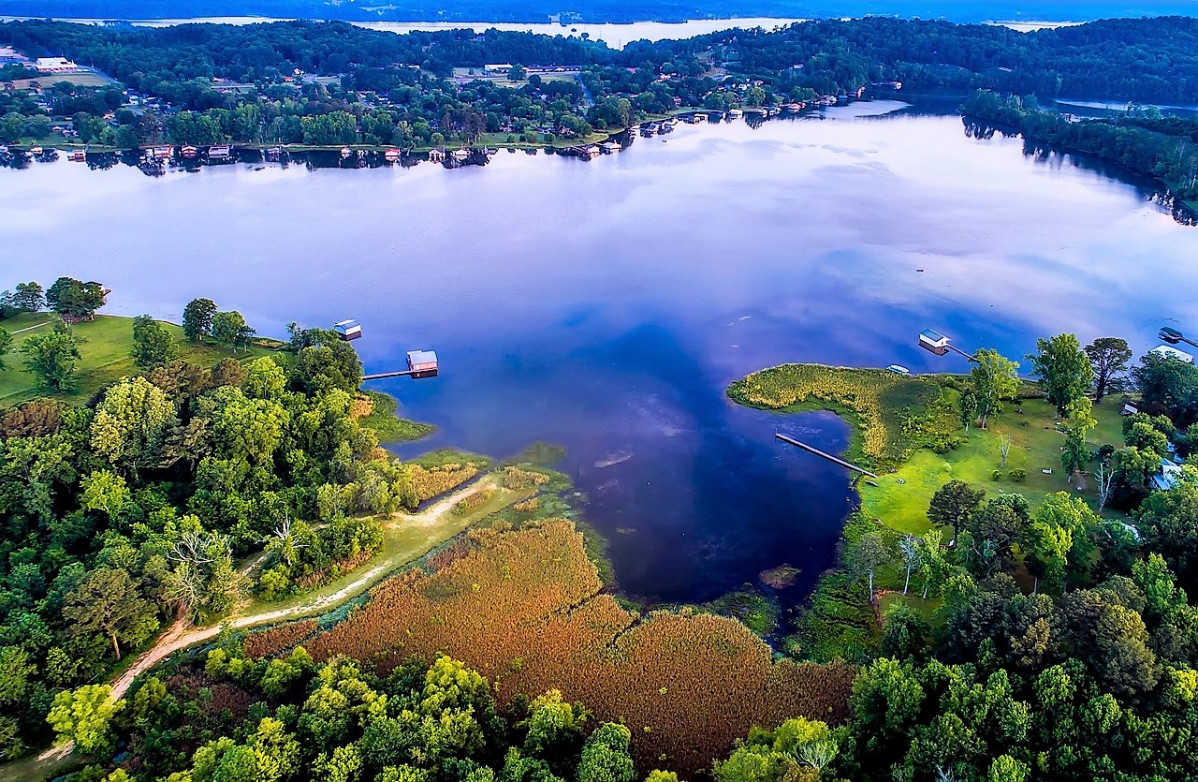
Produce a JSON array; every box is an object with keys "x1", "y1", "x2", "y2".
[
  {"x1": 861, "y1": 396, "x2": 1130, "y2": 534},
  {"x1": 0, "y1": 313, "x2": 273, "y2": 405}
]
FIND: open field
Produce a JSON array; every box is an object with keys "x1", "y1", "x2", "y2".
[
  {"x1": 861, "y1": 396, "x2": 1129, "y2": 533},
  {"x1": 0, "y1": 313, "x2": 274, "y2": 405}
]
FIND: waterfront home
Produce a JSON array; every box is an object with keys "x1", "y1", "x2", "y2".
[
  {"x1": 147, "y1": 145, "x2": 172, "y2": 160},
  {"x1": 181, "y1": 145, "x2": 198, "y2": 159},
  {"x1": 452, "y1": 148, "x2": 469, "y2": 161},
  {"x1": 208, "y1": 144, "x2": 232, "y2": 160},
  {"x1": 385, "y1": 148, "x2": 401, "y2": 162},
  {"x1": 1149, "y1": 344, "x2": 1195, "y2": 364},
  {"x1": 428, "y1": 149, "x2": 446, "y2": 163},
  {"x1": 599, "y1": 141, "x2": 621, "y2": 153},
  {"x1": 1152, "y1": 458, "x2": 1184, "y2": 491},
  {"x1": 67, "y1": 150, "x2": 85, "y2": 162},
  {"x1": 728, "y1": 108, "x2": 744, "y2": 118}
]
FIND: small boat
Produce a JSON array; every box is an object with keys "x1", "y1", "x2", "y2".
[
  {"x1": 29, "y1": 145, "x2": 43, "y2": 155},
  {"x1": 886, "y1": 364, "x2": 911, "y2": 375}
]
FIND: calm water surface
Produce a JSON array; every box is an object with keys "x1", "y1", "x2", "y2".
[{"x1": 4, "y1": 102, "x2": 1197, "y2": 610}]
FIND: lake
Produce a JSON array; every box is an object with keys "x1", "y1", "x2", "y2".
[{"x1": 3, "y1": 102, "x2": 1197, "y2": 617}]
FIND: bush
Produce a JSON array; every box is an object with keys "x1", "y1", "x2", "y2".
[
  {"x1": 991, "y1": 469, "x2": 1002, "y2": 481},
  {"x1": 1009, "y1": 468, "x2": 1027, "y2": 482}
]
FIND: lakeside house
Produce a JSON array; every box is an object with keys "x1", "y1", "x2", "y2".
[
  {"x1": 35, "y1": 56, "x2": 80, "y2": 74},
  {"x1": 1149, "y1": 344, "x2": 1195, "y2": 364},
  {"x1": 428, "y1": 149, "x2": 446, "y2": 163},
  {"x1": 1152, "y1": 458, "x2": 1185, "y2": 491}
]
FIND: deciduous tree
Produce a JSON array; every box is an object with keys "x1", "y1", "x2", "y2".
[
  {"x1": 1085, "y1": 337, "x2": 1132, "y2": 402},
  {"x1": 1029, "y1": 333, "x2": 1094, "y2": 415},
  {"x1": 971, "y1": 349, "x2": 1020, "y2": 429},
  {"x1": 130, "y1": 314, "x2": 177, "y2": 369},
  {"x1": 182, "y1": 297, "x2": 218, "y2": 342}
]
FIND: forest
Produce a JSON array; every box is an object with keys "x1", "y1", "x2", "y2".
[{"x1": 4, "y1": 16, "x2": 1198, "y2": 148}]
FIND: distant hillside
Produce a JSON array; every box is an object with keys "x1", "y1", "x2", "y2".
[{"x1": 1, "y1": 0, "x2": 1196, "y2": 24}]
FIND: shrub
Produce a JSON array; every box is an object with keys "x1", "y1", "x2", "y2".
[
  {"x1": 991, "y1": 469, "x2": 1002, "y2": 481},
  {"x1": 1009, "y1": 468, "x2": 1027, "y2": 482}
]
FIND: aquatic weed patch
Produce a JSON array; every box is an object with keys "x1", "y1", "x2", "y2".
[{"x1": 302, "y1": 521, "x2": 855, "y2": 774}]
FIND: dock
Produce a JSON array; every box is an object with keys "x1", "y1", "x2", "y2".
[
  {"x1": 775, "y1": 432, "x2": 878, "y2": 478},
  {"x1": 362, "y1": 369, "x2": 420, "y2": 381}
]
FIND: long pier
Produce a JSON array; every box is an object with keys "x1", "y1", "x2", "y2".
[
  {"x1": 362, "y1": 369, "x2": 419, "y2": 381},
  {"x1": 774, "y1": 432, "x2": 879, "y2": 478}
]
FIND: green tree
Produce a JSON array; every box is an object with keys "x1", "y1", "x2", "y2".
[
  {"x1": 131, "y1": 314, "x2": 178, "y2": 369},
  {"x1": 927, "y1": 480, "x2": 985, "y2": 545},
  {"x1": 63, "y1": 567, "x2": 157, "y2": 660},
  {"x1": 11, "y1": 281, "x2": 44, "y2": 312},
  {"x1": 90, "y1": 376, "x2": 177, "y2": 474},
  {"x1": 959, "y1": 389, "x2": 978, "y2": 433},
  {"x1": 846, "y1": 532, "x2": 890, "y2": 604},
  {"x1": 211, "y1": 310, "x2": 255, "y2": 353},
  {"x1": 971, "y1": 349, "x2": 1020, "y2": 428},
  {"x1": 1061, "y1": 396, "x2": 1098, "y2": 477},
  {"x1": 576, "y1": 723, "x2": 635, "y2": 782},
  {"x1": 1085, "y1": 337, "x2": 1132, "y2": 402},
  {"x1": 46, "y1": 684, "x2": 125, "y2": 755},
  {"x1": 1029, "y1": 333, "x2": 1094, "y2": 415},
  {"x1": 45, "y1": 277, "x2": 105, "y2": 321},
  {"x1": 183, "y1": 297, "x2": 218, "y2": 342},
  {"x1": 523, "y1": 689, "x2": 587, "y2": 757},
  {"x1": 20, "y1": 323, "x2": 82, "y2": 392},
  {"x1": 0, "y1": 326, "x2": 10, "y2": 372}
]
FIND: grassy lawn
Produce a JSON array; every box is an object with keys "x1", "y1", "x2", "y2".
[
  {"x1": 0, "y1": 313, "x2": 274, "y2": 406},
  {"x1": 861, "y1": 396, "x2": 1129, "y2": 533}
]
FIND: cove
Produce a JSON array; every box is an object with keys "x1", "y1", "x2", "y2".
[{"x1": 3, "y1": 101, "x2": 1198, "y2": 612}]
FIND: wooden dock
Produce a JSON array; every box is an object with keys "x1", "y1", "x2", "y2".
[
  {"x1": 775, "y1": 432, "x2": 879, "y2": 478},
  {"x1": 362, "y1": 369, "x2": 419, "y2": 381}
]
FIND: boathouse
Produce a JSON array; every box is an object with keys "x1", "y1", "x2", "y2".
[
  {"x1": 334, "y1": 319, "x2": 362, "y2": 341},
  {"x1": 919, "y1": 329, "x2": 950, "y2": 356},
  {"x1": 407, "y1": 350, "x2": 439, "y2": 373},
  {"x1": 428, "y1": 149, "x2": 446, "y2": 163}
]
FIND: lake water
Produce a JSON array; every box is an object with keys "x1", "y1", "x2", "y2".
[{"x1": 3, "y1": 102, "x2": 1198, "y2": 615}]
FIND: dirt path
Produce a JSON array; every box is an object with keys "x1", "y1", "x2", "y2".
[
  {"x1": 16, "y1": 477, "x2": 499, "y2": 776},
  {"x1": 107, "y1": 476, "x2": 496, "y2": 700}
]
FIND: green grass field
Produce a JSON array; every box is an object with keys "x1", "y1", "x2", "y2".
[
  {"x1": 860, "y1": 396, "x2": 1129, "y2": 533},
  {"x1": 0, "y1": 313, "x2": 273, "y2": 406}
]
